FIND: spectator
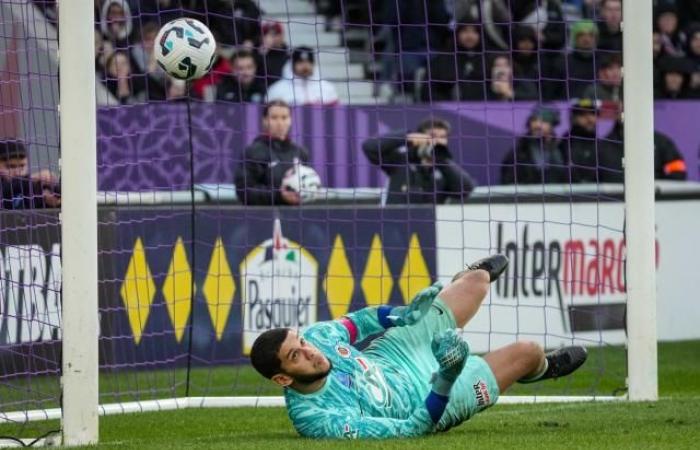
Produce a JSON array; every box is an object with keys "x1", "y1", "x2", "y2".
[
  {"x1": 559, "y1": 97, "x2": 613, "y2": 183},
  {"x1": 486, "y1": 54, "x2": 539, "y2": 101},
  {"x1": 597, "y1": 0, "x2": 623, "y2": 52},
  {"x1": 256, "y1": 21, "x2": 290, "y2": 85},
  {"x1": 130, "y1": 21, "x2": 168, "y2": 101},
  {"x1": 565, "y1": 20, "x2": 599, "y2": 99},
  {"x1": 191, "y1": 51, "x2": 233, "y2": 101},
  {"x1": 601, "y1": 118, "x2": 688, "y2": 181},
  {"x1": 511, "y1": 26, "x2": 549, "y2": 101},
  {"x1": 481, "y1": 0, "x2": 566, "y2": 51},
  {"x1": 207, "y1": 0, "x2": 262, "y2": 48},
  {"x1": 95, "y1": 30, "x2": 115, "y2": 80},
  {"x1": 103, "y1": 50, "x2": 148, "y2": 104},
  {"x1": 362, "y1": 118, "x2": 476, "y2": 205},
  {"x1": 655, "y1": 2, "x2": 685, "y2": 57},
  {"x1": 266, "y1": 47, "x2": 339, "y2": 105},
  {"x1": 501, "y1": 106, "x2": 568, "y2": 185},
  {"x1": 684, "y1": 24, "x2": 700, "y2": 93},
  {"x1": 99, "y1": 0, "x2": 134, "y2": 49},
  {"x1": 0, "y1": 141, "x2": 60, "y2": 209},
  {"x1": 487, "y1": 55, "x2": 516, "y2": 101},
  {"x1": 424, "y1": 19, "x2": 485, "y2": 101},
  {"x1": 583, "y1": 53, "x2": 623, "y2": 102},
  {"x1": 234, "y1": 101, "x2": 310, "y2": 206},
  {"x1": 678, "y1": 0, "x2": 700, "y2": 27},
  {"x1": 216, "y1": 50, "x2": 266, "y2": 103},
  {"x1": 653, "y1": 31, "x2": 666, "y2": 93},
  {"x1": 655, "y1": 56, "x2": 698, "y2": 99},
  {"x1": 379, "y1": 0, "x2": 451, "y2": 96}
]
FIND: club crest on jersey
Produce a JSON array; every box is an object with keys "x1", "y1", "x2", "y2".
[
  {"x1": 240, "y1": 219, "x2": 319, "y2": 354},
  {"x1": 335, "y1": 344, "x2": 351, "y2": 358}
]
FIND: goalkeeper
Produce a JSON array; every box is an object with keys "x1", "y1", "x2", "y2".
[{"x1": 250, "y1": 255, "x2": 588, "y2": 439}]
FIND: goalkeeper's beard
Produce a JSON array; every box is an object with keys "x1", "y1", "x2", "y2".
[{"x1": 290, "y1": 360, "x2": 333, "y2": 385}]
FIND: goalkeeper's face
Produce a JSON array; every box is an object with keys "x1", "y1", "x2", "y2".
[{"x1": 274, "y1": 330, "x2": 331, "y2": 386}]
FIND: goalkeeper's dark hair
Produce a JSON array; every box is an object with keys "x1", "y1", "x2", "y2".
[
  {"x1": 250, "y1": 328, "x2": 290, "y2": 379},
  {"x1": 416, "y1": 118, "x2": 451, "y2": 134}
]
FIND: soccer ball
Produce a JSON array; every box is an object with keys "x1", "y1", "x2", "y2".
[
  {"x1": 282, "y1": 165, "x2": 323, "y2": 200},
  {"x1": 154, "y1": 18, "x2": 216, "y2": 81}
]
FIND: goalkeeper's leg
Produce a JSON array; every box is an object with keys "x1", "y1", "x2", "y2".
[
  {"x1": 482, "y1": 342, "x2": 588, "y2": 392},
  {"x1": 439, "y1": 254, "x2": 509, "y2": 328}
]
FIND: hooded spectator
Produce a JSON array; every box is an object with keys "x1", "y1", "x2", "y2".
[
  {"x1": 207, "y1": 0, "x2": 262, "y2": 48},
  {"x1": 256, "y1": 21, "x2": 290, "y2": 85},
  {"x1": 597, "y1": 0, "x2": 623, "y2": 52},
  {"x1": 481, "y1": 0, "x2": 566, "y2": 51},
  {"x1": 501, "y1": 106, "x2": 568, "y2": 185},
  {"x1": 424, "y1": 18, "x2": 485, "y2": 101},
  {"x1": 565, "y1": 20, "x2": 599, "y2": 98},
  {"x1": 99, "y1": 0, "x2": 134, "y2": 49},
  {"x1": 266, "y1": 47, "x2": 339, "y2": 105}
]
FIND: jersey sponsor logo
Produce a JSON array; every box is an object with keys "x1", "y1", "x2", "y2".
[
  {"x1": 354, "y1": 357, "x2": 392, "y2": 408},
  {"x1": 335, "y1": 344, "x2": 351, "y2": 358},
  {"x1": 240, "y1": 219, "x2": 319, "y2": 354},
  {"x1": 473, "y1": 380, "x2": 491, "y2": 407}
]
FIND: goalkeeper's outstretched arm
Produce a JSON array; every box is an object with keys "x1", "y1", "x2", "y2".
[{"x1": 334, "y1": 283, "x2": 442, "y2": 345}]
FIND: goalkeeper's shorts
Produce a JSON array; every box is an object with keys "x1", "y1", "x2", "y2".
[{"x1": 364, "y1": 296, "x2": 500, "y2": 431}]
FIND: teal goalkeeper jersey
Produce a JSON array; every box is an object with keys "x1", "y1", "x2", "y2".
[{"x1": 284, "y1": 306, "x2": 436, "y2": 439}]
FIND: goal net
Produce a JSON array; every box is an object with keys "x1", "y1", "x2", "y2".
[{"x1": 0, "y1": 0, "x2": 659, "y2": 444}]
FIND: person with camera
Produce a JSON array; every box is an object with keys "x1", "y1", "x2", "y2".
[{"x1": 362, "y1": 118, "x2": 476, "y2": 205}]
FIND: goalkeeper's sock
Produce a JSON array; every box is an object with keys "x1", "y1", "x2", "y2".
[
  {"x1": 518, "y1": 358, "x2": 549, "y2": 384},
  {"x1": 519, "y1": 346, "x2": 588, "y2": 383}
]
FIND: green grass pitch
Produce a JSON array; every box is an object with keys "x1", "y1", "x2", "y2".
[{"x1": 1, "y1": 341, "x2": 698, "y2": 449}]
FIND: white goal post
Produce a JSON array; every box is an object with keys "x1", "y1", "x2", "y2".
[
  {"x1": 59, "y1": 0, "x2": 99, "y2": 446},
  {"x1": 46, "y1": 0, "x2": 660, "y2": 446}
]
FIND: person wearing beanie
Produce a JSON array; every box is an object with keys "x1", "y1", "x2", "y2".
[
  {"x1": 501, "y1": 105, "x2": 568, "y2": 184},
  {"x1": 559, "y1": 98, "x2": 605, "y2": 183},
  {"x1": 266, "y1": 46, "x2": 339, "y2": 105},
  {"x1": 565, "y1": 20, "x2": 600, "y2": 99}
]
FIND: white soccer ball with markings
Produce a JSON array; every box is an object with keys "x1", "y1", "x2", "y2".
[
  {"x1": 282, "y1": 164, "x2": 323, "y2": 200},
  {"x1": 154, "y1": 18, "x2": 216, "y2": 80}
]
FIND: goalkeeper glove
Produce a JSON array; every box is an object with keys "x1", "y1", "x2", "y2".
[
  {"x1": 430, "y1": 329, "x2": 469, "y2": 396},
  {"x1": 383, "y1": 282, "x2": 443, "y2": 327}
]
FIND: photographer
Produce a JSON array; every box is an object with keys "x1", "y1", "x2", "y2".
[
  {"x1": 0, "y1": 140, "x2": 60, "y2": 209},
  {"x1": 362, "y1": 119, "x2": 476, "y2": 205}
]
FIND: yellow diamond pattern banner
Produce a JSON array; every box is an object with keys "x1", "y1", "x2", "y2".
[
  {"x1": 324, "y1": 235, "x2": 354, "y2": 318},
  {"x1": 203, "y1": 238, "x2": 236, "y2": 341},
  {"x1": 361, "y1": 234, "x2": 393, "y2": 306},
  {"x1": 115, "y1": 213, "x2": 434, "y2": 348},
  {"x1": 119, "y1": 238, "x2": 156, "y2": 345},
  {"x1": 162, "y1": 237, "x2": 193, "y2": 342},
  {"x1": 398, "y1": 233, "x2": 432, "y2": 304}
]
